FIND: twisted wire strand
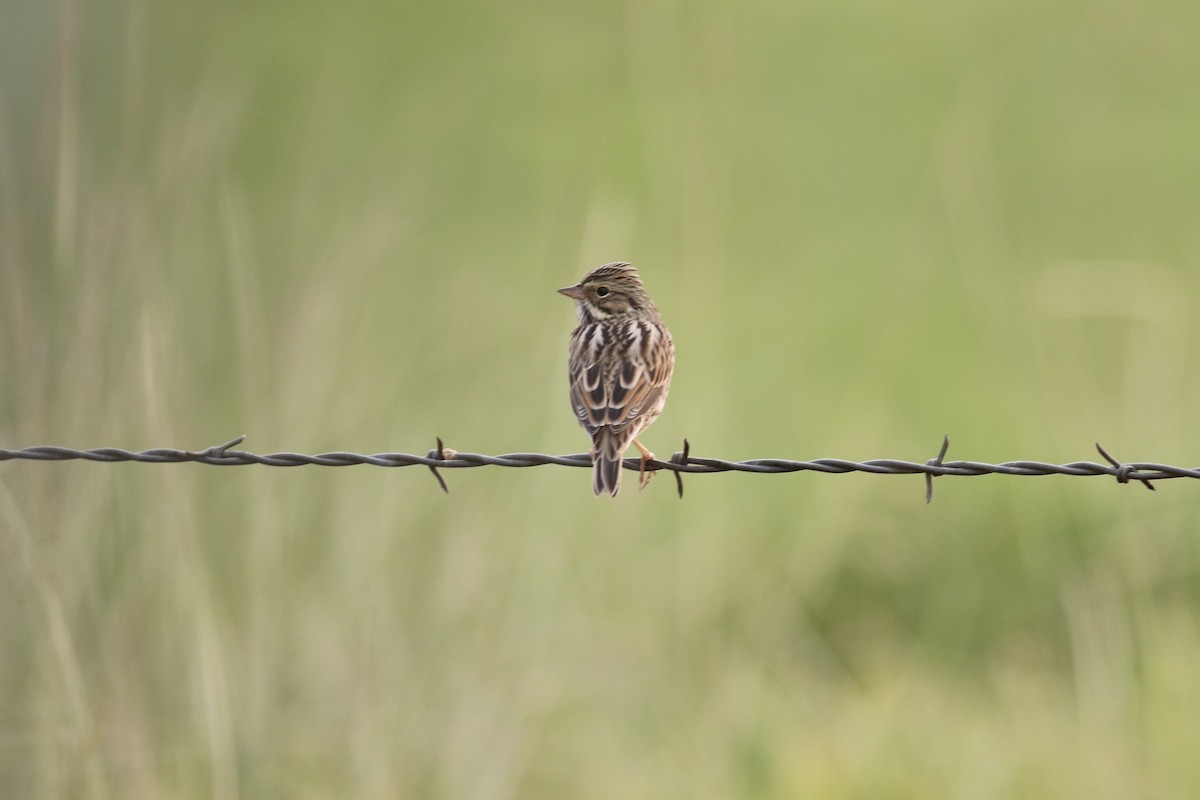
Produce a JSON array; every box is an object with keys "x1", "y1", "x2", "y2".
[{"x1": 1, "y1": 435, "x2": 1193, "y2": 500}]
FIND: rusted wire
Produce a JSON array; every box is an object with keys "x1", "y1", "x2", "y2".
[{"x1": 1, "y1": 435, "x2": 1190, "y2": 500}]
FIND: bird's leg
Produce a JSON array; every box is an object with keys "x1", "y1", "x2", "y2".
[{"x1": 633, "y1": 438, "x2": 655, "y2": 491}]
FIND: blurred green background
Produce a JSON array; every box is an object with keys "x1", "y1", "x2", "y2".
[{"x1": 3, "y1": 0, "x2": 1200, "y2": 796}]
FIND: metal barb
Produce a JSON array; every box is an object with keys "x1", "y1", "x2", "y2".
[
  {"x1": 427, "y1": 437, "x2": 450, "y2": 494},
  {"x1": 670, "y1": 438, "x2": 691, "y2": 499},
  {"x1": 925, "y1": 434, "x2": 950, "y2": 504},
  {"x1": 194, "y1": 434, "x2": 246, "y2": 459},
  {"x1": 1095, "y1": 442, "x2": 1156, "y2": 492}
]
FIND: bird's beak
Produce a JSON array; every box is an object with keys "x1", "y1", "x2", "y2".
[{"x1": 558, "y1": 284, "x2": 585, "y2": 300}]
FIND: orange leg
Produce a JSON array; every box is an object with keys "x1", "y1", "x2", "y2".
[{"x1": 633, "y1": 439, "x2": 655, "y2": 491}]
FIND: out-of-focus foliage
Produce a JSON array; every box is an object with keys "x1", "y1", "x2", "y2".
[{"x1": 3, "y1": 0, "x2": 1200, "y2": 796}]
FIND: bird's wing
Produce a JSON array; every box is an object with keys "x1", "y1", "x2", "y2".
[{"x1": 570, "y1": 322, "x2": 673, "y2": 436}]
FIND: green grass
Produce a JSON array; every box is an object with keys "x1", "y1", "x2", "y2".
[{"x1": 4, "y1": 0, "x2": 1200, "y2": 796}]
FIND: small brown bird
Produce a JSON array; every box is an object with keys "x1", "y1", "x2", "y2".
[{"x1": 559, "y1": 262, "x2": 675, "y2": 496}]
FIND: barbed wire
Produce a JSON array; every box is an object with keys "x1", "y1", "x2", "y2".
[{"x1": 2, "y1": 435, "x2": 1194, "y2": 501}]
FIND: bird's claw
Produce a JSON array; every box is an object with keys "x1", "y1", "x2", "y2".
[{"x1": 634, "y1": 439, "x2": 655, "y2": 492}]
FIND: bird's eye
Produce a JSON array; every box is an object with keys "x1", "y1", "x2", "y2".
[{"x1": 596, "y1": 286, "x2": 610, "y2": 297}]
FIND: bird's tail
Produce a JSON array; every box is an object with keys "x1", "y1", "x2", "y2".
[{"x1": 591, "y1": 430, "x2": 625, "y2": 496}]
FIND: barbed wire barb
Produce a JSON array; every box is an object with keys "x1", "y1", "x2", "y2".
[
  {"x1": 187, "y1": 434, "x2": 247, "y2": 461},
  {"x1": 1095, "y1": 442, "x2": 1155, "y2": 492},
  {"x1": 670, "y1": 438, "x2": 691, "y2": 499},
  {"x1": 925, "y1": 434, "x2": 950, "y2": 504},
  {"x1": 3, "y1": 436, "x2": 1198, "y2": 501},
  {"x1": 426, "y1": 437, "x2": 453, "y2": 494}
]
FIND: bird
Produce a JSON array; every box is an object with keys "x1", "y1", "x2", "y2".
[{"x1": 558, "y1": 262, "x2": 675, "y2": 496}]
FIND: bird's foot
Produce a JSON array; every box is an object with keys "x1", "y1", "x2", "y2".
[{"x1": 633, "y1": 439, "x2": 655, "y2": 492}]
